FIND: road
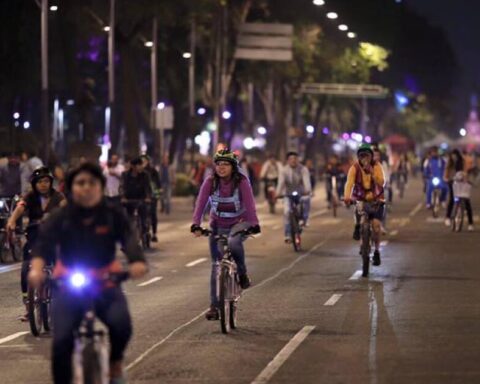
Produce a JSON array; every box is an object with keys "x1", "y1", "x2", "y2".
[{"x1": 1, "y1": 177, "x2": 480, "y2": 383}]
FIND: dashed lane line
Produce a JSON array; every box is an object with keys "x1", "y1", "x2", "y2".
[
  {"x1": 408, "y1": 202, "x2": 423, "y2": 217},
  {"x1": 250, "y1": 326, "x2": 316, "y2": 384},
  {"x1": 0, "y1": 263, "x2": 21, "y2": 275},
  {"x1": 349, "y1": 270, "x2": 363, "y2": 281},
  {"x1": 137, "y1": 276, "x2": 163, "y2": 287},
  {"x1": 0, "y1": 332, "x2": 29, "y2": 346},
  {"x1": 324, "y1": 294, "x2": 343, "y2": 306},
  {"x1": 185, "y1": 258, "x2": 208, "y2": 268},
  {"x1": 389, "y1": 230, "x2": 399, "y2": 237}
]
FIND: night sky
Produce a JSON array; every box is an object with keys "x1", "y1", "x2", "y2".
[{"x1": 407, "y1": 0, "x2": 480, "y2": 125}]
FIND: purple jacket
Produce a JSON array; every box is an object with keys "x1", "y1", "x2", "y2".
[{"x1": 193, "y1": 175, "x2": 259, "y2": 228}]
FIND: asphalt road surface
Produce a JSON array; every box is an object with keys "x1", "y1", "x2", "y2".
[{"x1": 1, "y1": 177, "x2": 480, "y2": 384}]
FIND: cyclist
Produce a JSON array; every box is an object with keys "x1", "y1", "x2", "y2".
[
  {"x1": 6, "y1": 166, "x2": 66, "y2": 321},
  {"x1": 120, "y1": 157, "x2": 152, "y2": 239},
  {"x1": 260, "y1": 154, "x2": 283, "y2": 201},
  {"x1": 190, "y1": 149, "x2": 260, "y2": 321},
  {"x1": 444, "y1": 149, "x2": 464, "y2": 226},
  {"x1": 276, "y1": 151, "x2": 312, "y2": 242},
  {"x1": 325, "y1": 154, "x2": 345, "y2": 208},
  {"x1": 28, "y1": 162, "x2": 147, "y2": 384},
  {"x1": 141, "y1": 155, "x2": 161, "y2": 242},
  {"x1": 423, "y1": 146, "x2": 447, "y2": 209},
  {"x1": 344, "y1": 144, "x2": 385, "y2": 266}
]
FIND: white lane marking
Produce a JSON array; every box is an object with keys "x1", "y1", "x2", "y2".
[
  {"x1": 399, "y1": 218, "x2": 410, "y2": 227},
  {"x1": 349, "y1": 270, "x2": 363, "y2": 280},
  {"x1": 0, "y1": 263, "x2": 21, "y2": 275},
  {"x1": 137, "y1": 276, "x2": 163, "y2": 287},
  {"x1": 324, "y1": 294, "x2": 343, "y2": 306},
  {"x1": 127, "y1": 237, "x2": 332, "y2": 372},
  {"x1": 0, "y1": 332, "x2": 29, "y2": 345},
  {"x1": 369, "y1": 288, "x2": 379, "y2": 384},
  {"x1": 380, "y1": 240, "x2": 389, "y2": 247},
  {"x1": 250, "y1": 325, "x2": 315, "y2": 384},
  {"x1": 310, "y1": 209, "x2": 327, "y2": 218},
  {"x1": 389, "y1": 230, "x2": 399, "y2": 237},
  {"x1": 186, "y1": 258, "x2": 207, "y2": 267},
  {"x1": 409, "y1": 202, "x2": 423, "y2": 217}
]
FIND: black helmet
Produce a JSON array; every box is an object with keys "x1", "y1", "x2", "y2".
[
  {"x1": 30, "y1": 166, "x2": 54, "y2": 188},
  {"x1": 214, "y1": 148, "x2": 239, "y2": 168},
  {"x1": 65, "y1": 162, "x2": 106, "y2": 193}
]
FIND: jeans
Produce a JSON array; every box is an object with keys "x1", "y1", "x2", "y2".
[
  {"x1": 51, "y1": 287, "x2": 132, "y2": 384},
  {"x1": 283, "y1": 196, "x2": 310, "y2": 237},
  {"x1": 209, "y1": 227, "x2": 246, "y2": 307},
  {"x1": 426, "y1": 181, "x2": 448, "y2": 206},
  {"x1": 149, "y1": 198, "x2": 158, "y2": 234}
]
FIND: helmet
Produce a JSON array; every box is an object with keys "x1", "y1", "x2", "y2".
[
  {"x1": 30, "y1": 166, "x2": 53, "y2": 188},
  {"x1": 214, "y1": 148, "x2": 239, "y2": 167},
  {"x1": 357, "y1": 143, "x2": 374, "y2": 157}
]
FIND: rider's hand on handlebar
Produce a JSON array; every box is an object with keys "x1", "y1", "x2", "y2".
[
  {"x1": 129, "y1": 261, "x2": 148, "y2": 279},
  {"x1": 190, "y1": 224, "x2": 203, "y2": 237},
  {"x1": 249, "y1": 225, "x2": 261, "y2": 235},
  {"x1": 344, "y1": 198, "x2": 352, "y2": 207}
]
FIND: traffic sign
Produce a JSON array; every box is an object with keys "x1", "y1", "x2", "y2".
[
  {"x1": 300, "y1": 83, "x2": 388, "y2": 98},
  {"x1": 235, "y1": 23, "x2": 293, "y2": 62},
  {"x1": 156, "y1": 106, "x2": 174, "y2": 130}
]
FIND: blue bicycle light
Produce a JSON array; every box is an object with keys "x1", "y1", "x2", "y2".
[
  {"x1": 70, "y1": 272, "x2": 87, "y2": 288},
  {"x1": 432, "y1": 177, "x2": 440, "y2": 187}
]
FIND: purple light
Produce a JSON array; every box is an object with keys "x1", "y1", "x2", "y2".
[
  {"x1": 322, "y1": 127, "x2": 330, "y2": 135},
  {"x1": 365, "y1": 136, "x2": 372, "y2": 143},
  {"x1": 342, "y1": 133, "x2": 350, "y2": 140}
]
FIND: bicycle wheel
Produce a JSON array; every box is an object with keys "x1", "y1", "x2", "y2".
[
  {"x1": 452, "y1": 202, "x2": 465, "y2": 233},
  {"x1": 219, "y1": 267, "x2": 231, "y2": 334},
  {"x1": 289, "y1": 213, "x2": 301, "y2": 252},
  {"x1": 41, "y1": 280, "x2": 52, "y2": 332},
  {"x1": 332, "y1": 196, "x2": 338, "y2": 218},
  {"x1": 229, "y1": 300, "x2": 238, "y2": 330},
  {"x1": 82, "y1": 342, "x2": 103, "y2": 384},
  {"x1": 27, "y1": 284, "x2": 43, "y2": 336},
  {"x1": 432, "y1": 191, "x2": 440, "y2": 218},
  {"x1": 360, "y1": 223, "x2": 371, "y2": 277},
  {"x1": 9, "y1": 234, "x2": 22, "y2": 262}
]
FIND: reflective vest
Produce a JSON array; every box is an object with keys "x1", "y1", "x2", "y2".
[
  {"x1": 209, "y1": 185, "x2": 245, "y2": 219},
  {"x1": 352, "y1": 163, "x2": 384, "y2": 201}
]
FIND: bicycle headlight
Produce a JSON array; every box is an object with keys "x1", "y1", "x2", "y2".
[
  {"x1": 432, "y1": 177, "x2": 440, "y2": 186},
  {"x1": 0, "y1": 200, "x2": 4, "y2": 209},
  {"x1": 292, "y1": 191, "x2": 299, "y2": 196},
  {"x1": 70, "y1": 272, "x2": 87, "y2": 288}
]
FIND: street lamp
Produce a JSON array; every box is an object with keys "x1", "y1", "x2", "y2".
[
  {"x1": 197, "y1": 107, "x2": 206, "y2": 116},
  {"x1": 13, "y1": 112, "x2": 20, "y2": 119},
  {"x1": 326, "y1": 12, "x2": 338, "y2": 19},
  {"x1": 144, "y1": 41, "x2": 153, "y2": 48},
  {"x1": 257, "y1": 126, "x2": 267, "y2": 135},
  {"x1": 103, "y1": 26, "x2": 110, "y2": 32},
  {"x1": 183, "y1": 52, "x2": 192, "y2": 59},
  {"x1": 312, "y1": 0, "x2": 325, "y2": 5},
  {"x1": 222, "y1": 111, "x2": 232, "y2": 120},
  {"x1": 157, "y1": 102, "x2": 165, "y2": 110},
  {"x1": 23, "y1": 121, "x2": 31, "y2": 129},
  {"x1": 338, "y1": 24, "x2": 348, "y2": 31},
  {"x1": 49, "y1": 5, "x2": 58, "y2": 11},
  {"x1": 459, "y1": 128, "x2": 467, "y2": 137},
  {"x1": 347, "y1": 32, "x2": 357, "y2": 39}
]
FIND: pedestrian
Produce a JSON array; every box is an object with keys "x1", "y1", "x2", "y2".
[
  {"x1": 0, "y1": 154, "x2": 22, "y2": 198},
  {"x1": 103, "y1": 153, "x2": 124, "y2": 207},
  {"x1": 20, "y1": 151, "x2": 44, "y2": 195},
  {"x1": 160, "y1": 153, "x2": 176, "y2": 215},
  {"x1": 444, "y1": 149, "x2": 464, "y2": 226}
]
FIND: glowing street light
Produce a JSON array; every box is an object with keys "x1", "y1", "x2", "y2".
[
  {"x1": 459, "y1": 128, "x2": 467, "y2": 137},
  {"x1": 222, "y1": 111, "x2": 232, "y2": 120},
  {"x1": 182, "y1": 52, "x2": 192, "y2": 59},
  {"x1": 338, "y1": 24, "x2": 348, "y2": 31},
  {"x1": 103, "y1": 26, "x2": 111, "y2": 32},
  {"x1": 23, "y1": 121, "x2": 31, "y2": 129},
  {"x1": 347, "y1": 32, "x2": 357, "y2": 39},
  {"x1": 157, "y1": 102, "x2": 165, "y2": 109},
  {"x1": 197, "y1": 107, "x2": 206, "y2": 115},
  {"x1": 312, "y1": 0, "x2": 325, "y2": 5},
  {"x1": 13, "y1": 112, "x2": 20, "y2": 119},
  {"x1": 326, "y1": 12, "x2": 338, "y2": 19},
  {"x1": 257, "y1": 126, "x2": 267, "y2": 135},
  {"x1": 306, "y1": 125, "x2": 315, "y2": 134},
  {"x1": 144, "y1": 41, "x2": 153, "y2": 48},
  {"x1": 49, "y1": 5, "x2": 58, "y2": 12}
]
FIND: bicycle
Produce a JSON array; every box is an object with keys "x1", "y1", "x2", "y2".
[
  {"x1": 452, "y1": 197, "x2": 467, "y2": 232},
  {"x1": 27, "y1": 264, "x2": 53, "y2": 336},
  {"x1": 0, "y1": 197, "x2": 23, "y2": 263},
  {"x1": 122, "y1": 199, "x2": 151, "y2": 250},
  {"x1": 354, "y1": 201, "x2": 383, "y2": 277},
  {"x1": 55, "y1": 271, "x2": 130, "y2": 384},
  {"x1": 199, "y1": 224, "x2": 255, "y2": 334},
  {"x1": 279, "y1": 192, "x2": 305, "y2": 252}
]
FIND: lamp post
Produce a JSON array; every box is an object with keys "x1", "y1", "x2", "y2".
[
  {"x1": 107, "y1": 0, "x2": 115, "y2": 151},
  {"x1": 40, "y1": 0, "x2": 50, "y2": 162},
  {"x1": 150, "y1": 18, "x2": 159, "y2": 160}
]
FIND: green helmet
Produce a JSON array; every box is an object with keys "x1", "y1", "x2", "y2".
[
  {"x1": 214, "y1": 148, "x2": 239, "y2": 167},
  {"x1": 357, "y1": 143, "x2": 374, "y2": 157}
]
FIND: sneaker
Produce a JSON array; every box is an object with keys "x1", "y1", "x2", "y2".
[
  {"x1": 468, "y1": 225, "x2": 474, "y2": 232},
  {"x1": 353, "y1": 224, "x2": 361, "y2": 241},
  {"x1": 372, "y1": 250, "x2": 381, "y2": 266},
  {"x1": 445, "y1": 218, "x2": 452, "y2": 227},
  {"x1": 239, "y1": 274, "x2": 251, "y2": 289},
  {"x1": 151, "y1": 235, "x2": 158, "y2": 242},
  {"x1": 205, "y1": 306, "x2": 219, "y2": 321}
]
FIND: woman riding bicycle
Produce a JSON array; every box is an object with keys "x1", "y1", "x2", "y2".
[
  {"x1": 191, "y1": 149, "x2": 260, "y2": 321},
  {"x1": 6, "y1": 166, "x2": 66, "y2": 321}
]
